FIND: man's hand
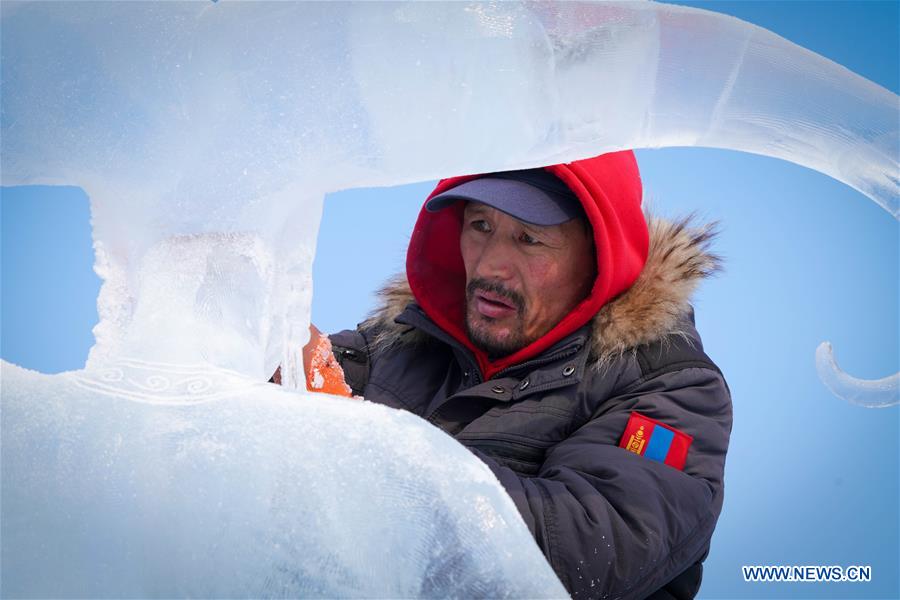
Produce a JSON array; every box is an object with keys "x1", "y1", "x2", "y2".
[
  {"x1": 270, "y1": 325, "x2": 354, "y2": 397},
  {"x1": 303, "y1": 324, "x2": 354, "y2": 397},
  {"x1": 301, "y1": 324, "x2": 326, "y2": 376}
]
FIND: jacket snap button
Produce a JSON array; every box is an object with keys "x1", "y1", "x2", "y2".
[
  {"x1": 492, "y1": 385, "x2": 505, "y2": 394},
  {"x1": 562, "y1": 365, "x2": 576, "y2": 377},
  {"x1": 519, "y1": 379, "x2": 530, "y2": 390}
]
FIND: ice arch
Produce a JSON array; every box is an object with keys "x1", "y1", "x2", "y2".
[
  {"x1": 2, "y1": 1, "x2": 896, "y2": 402},
  {"x1": 1, "y1": 1, "x2": 897, "y2": 596}
]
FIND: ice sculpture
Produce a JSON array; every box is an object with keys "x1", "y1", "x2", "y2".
[
  {"x1": 1, "y1": 1, "x2": 898, "y2": 596},
  {"x1": 816, "y1": 343, "x2": 898, "y2": 408},
  {"x1": 1, "y1": 362, "x2": 566, "y2": 597},
  {"x1": 2, "y1": 1, "x2": 896, "y2": 399}
]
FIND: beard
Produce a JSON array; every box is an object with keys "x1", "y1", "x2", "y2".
[{"x1": 464, "y1": 278, "x2": 528, "y2": 358}]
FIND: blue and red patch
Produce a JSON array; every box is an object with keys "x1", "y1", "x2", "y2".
[{"x1": 618, "y1": 411, "x2": 692, "y2": 471}]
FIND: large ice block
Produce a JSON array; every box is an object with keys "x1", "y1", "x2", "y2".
[{"x1": 1, "y1": 361, "x2": 567, "y2": 597}]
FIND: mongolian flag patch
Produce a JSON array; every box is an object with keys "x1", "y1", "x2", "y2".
[{"x1": 618, "y1": 412, "x2": 693, "y2": 471}]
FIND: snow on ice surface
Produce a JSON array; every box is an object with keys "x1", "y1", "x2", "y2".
[
  {"x1": 2, "y1": 362, "x2": 562, "y2": 598},
  {"x1": 1, "y1": 1, "x2": 898, "y2": 597}
]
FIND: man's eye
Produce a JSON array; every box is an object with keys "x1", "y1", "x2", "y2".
[
  {"x1": 519, "y1": 232, "x2": 542, "y2": 246},
  {"x1": 470, "y1": 219, "x2": 491, "y2": 233}
]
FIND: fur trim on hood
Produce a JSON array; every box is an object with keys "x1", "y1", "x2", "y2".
[{"x1": 362, "y1": 215, "x2": 721, "y2": 367}]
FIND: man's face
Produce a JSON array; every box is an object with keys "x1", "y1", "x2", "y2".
[{"x1": 460, "y1": 201, "x2": 596, "y2": 357}]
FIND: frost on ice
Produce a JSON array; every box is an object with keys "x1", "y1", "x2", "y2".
[
  {"x1": 2, "y1": 362, "x2": 563, "y2": 597},
  {"x1": 1, "y1": 1, "x2": 898, "y2": 596},
  {"x1": 2, "y1": 1, "x2": 896, "y2": 401}
]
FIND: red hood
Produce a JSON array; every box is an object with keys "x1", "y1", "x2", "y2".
[{"x1": 406, "y1": 151, "x2": 649, "y2": 380}]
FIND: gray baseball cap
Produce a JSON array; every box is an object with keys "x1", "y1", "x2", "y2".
[{"x1": 426, "y1": 168, "x2": 584, "y2": 226}]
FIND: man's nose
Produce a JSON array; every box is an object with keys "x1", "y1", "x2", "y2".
[{"x1": 474, "y1": 237, "x2": 514, "y2": 280}]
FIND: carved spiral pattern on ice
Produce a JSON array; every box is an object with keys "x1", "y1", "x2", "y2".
[{"x1": 72, "y1": 359, "x2": 250, "y2": 405}]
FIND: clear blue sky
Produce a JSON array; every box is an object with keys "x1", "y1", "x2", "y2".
[{"x1": 2, "y1": 2, "x2": 897, "y2": 598}]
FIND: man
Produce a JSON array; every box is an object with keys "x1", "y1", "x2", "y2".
[{"x1": 303, "y1": 151, "x2": 732, "y2": 599}]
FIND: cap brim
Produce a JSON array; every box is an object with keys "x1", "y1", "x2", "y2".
[{"x1": 426, "y1": 178, "x2": 581, "y2": 226}]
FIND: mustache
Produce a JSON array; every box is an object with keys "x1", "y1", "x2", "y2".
[{"x1": 466, "y1": 278, "x2": 525, "y2": 314}]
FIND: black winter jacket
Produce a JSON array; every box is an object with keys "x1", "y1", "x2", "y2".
[{"x1": 330, "y1": 218, "x2": 732, "y2": 600}]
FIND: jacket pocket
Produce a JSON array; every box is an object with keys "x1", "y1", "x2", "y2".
[{"x1": 462, "y1": 437, "x2": 549, "y2": 477}]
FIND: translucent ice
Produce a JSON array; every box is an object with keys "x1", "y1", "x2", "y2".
[
  {"x1": 1, "y1": 2, "x2": 896, "y2": 386},
  {"x1": 1, "y1": 362, "x2": 565, "y2": 597},
  {"x1": 815, "y1": 343, "x2": 898, "y2": 408},
  {"x1": 1, "y1": 1, "x2": 898, "y2": 596}
]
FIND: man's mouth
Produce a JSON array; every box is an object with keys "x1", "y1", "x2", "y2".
[{"x1": 474, "y1": 290, "x2": 518, "y2": 319}]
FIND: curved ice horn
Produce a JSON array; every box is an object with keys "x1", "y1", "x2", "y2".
[
  {"x1": 1, "y1": 2, "x2": 896, "y2": 398},
  {"x1": 816, "y1": 343, "x2": 899, "y2": 408},
  {"x1": 347, "y1": 2, "x2": 899, "y2": 214}
]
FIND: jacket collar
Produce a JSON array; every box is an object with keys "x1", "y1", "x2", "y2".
[{"x1": 362, "y1": 215, "x2": 721, "y2": 371}]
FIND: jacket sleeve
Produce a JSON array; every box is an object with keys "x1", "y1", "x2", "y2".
[
  {"x1": 328, "y1": 329, "x2": 372, "y2": 397},
  {"x1": 470, "y1": 365, "x2": 732, "y2": 600}
]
